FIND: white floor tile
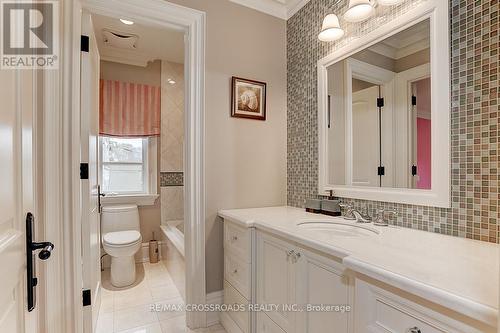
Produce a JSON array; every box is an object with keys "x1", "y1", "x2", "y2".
[
  {"x1": 114, "y1": 285, "x2": 153, "y2": 311},
  {"x1": 113, "y1": 303, "x2": 158, "y2": 332},
  {"x1": 151, "y1": 284, "x2": 181, "y2": 301},
  {"x1": 95, "y1": 312, "x2": 113, "y2": 333},
  {"x1": 98, "y1": 262, "x2": 210, "y2": 333},
  {"x1": 115, "y1": 322, "x2": 163, "y2": 333},
  {"x1": 159, "y1": 316, "x2": 192, "y2": 333},
  {"x1": 100, "y1": 291, "x2": 114, "y2": 314}
]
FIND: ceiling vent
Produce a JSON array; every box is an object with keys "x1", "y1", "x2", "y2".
[{"x1": 102, "y1": 29, "x2": 138, "y2": 49}]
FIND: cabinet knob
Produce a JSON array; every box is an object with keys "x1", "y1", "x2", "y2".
[
  {"x1": 233, "y1": 269, "x2": 238, "y2": 274},
  {"x1": 231, "y1": 235, "x2": 238, "y2": 241},
  {"x1": 292, "y1": 252, "x2": 301, "y2": 263},
  {"x1": 406, "y1": 327, "x2": 421, "y2": 333},
  {"x1": 286, "y1": 250, "x2": 295, "y2": 261}
]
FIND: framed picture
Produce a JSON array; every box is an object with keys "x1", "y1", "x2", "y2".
[{"x1": 231, "y1": 76, "x2": 266, "y2": 120}]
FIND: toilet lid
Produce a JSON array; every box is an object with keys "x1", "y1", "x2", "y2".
[{"x1": 103, "y1": 230, "x2": 141, "y2": 246}]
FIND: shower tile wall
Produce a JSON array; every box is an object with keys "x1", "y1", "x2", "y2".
[
  {"x1": 287, "y1": 0, "x2": 499, "y2": 243},
  {"x1": 160, "y1": 61, "x2": 184, "y2": 223}
]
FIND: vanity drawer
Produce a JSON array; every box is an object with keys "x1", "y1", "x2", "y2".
[
  {"x1": 224, "y1": 253, "x2": 251, "y2": 299},
  {"x1": 369, "y1": 301, "x2": 445, "y2": 333},
  {"x1": 355, "y1": 278, "x2": 487, "y2": 333},
  {"x1": 224, "y1": 222, "x2": 251, "y2": 262},
  {"x1": 224, "y1": 280, "x2": 250, "y2": 333},
  {"x1": 256, "y1": 312, "x2": 286, "y2": 333}
]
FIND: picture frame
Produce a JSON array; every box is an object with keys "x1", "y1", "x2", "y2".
[{"x1": 231, "y1": 76, "x2": 266, "y2": 120}]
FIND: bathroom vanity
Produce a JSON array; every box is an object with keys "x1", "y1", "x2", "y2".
[
  {"x1": 219, "y1": 207, "x2": 498, "y2": 333},
  {"x1": 219, "y1": 1, "x2": 498, "y2": 332}
]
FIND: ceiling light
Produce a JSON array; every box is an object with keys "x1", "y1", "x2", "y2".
[
  {"x1": 167, "y1": 78, "x2": 176, "y2": 85},
  {"x1": 377, "y1": 0, "x2": 404, "y2": 5},
  {"x1": 318, "y1": 14, "x2": 344, "y2": 42},
  {"x1": 119, "y1": 19, "x2": 134, "y2": 25},
  {"x1": 344, "y1": 0, "x2": 374, "y2": 23}
]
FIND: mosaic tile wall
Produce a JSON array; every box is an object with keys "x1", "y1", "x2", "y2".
[
  {"x1": 287, "y1": 0, "x2": 499, "y2": 243},
  {"x1": 160, "y1": 171, "x2": 184, "y2": 187}
]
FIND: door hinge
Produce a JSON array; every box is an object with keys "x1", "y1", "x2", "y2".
[
  {"x1": 82, "y1": 289, "x2": 91, "y2": 306},
  {"x1": 412, "y1": 95, "x2": 417, "y2": 106},
  {"x1": 80, "y1": 163, "x2": 89, "y2": 179},
  {"x1": 81, "y1": 35, "x2": 89, "y2": 52},
  {"x1": 377, "y1": 166, "x2": 385, "y2": 176},
  {"x1": 377, "y1": 97, "x2": 384, "y2": 108},
  {"x1": 411, "y1": 165, "x2": 417, "y2": 176}
]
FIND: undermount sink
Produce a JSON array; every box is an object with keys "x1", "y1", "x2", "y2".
[{"x1": 297, "y1": 220, "x2": 379, "y2": 237}]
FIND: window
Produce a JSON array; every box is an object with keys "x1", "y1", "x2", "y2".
[{"x1": 100, "y1": 137, "x2": 156, "y2": 195}]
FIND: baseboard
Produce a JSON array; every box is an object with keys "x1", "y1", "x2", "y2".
[{"x1": 206, "y1": 290, "x2": 224, "y2": 326}]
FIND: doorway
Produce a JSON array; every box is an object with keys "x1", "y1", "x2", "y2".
[
  {"x1": 64, "y1": 0, "x2": 206, "y2": 332},
  {"x1": 83, "y1": 11, "x2": 188, "y2": 332}
]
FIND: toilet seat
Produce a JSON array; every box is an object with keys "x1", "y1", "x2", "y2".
[{"x1": 103, "y1": 230, "x2": 141, "y2": 247}]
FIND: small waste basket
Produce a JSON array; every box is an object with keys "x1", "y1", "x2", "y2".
[{"x1": 149, "y1": 232, "x2": 159, "y2": 263}]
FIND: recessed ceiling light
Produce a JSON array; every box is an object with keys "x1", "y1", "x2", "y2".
[
  {"x1": 120, "y1": 19, "x2": 134, "y2": 25},
  {"x1": 167, "y1": 79, "x2": 176, "y2": 85}
]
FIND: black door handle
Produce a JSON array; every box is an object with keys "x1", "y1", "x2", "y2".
[
  {"x1": 98, "y1": 185, "x2": 105, "y2": 213},
  {"x1": 26, "y1": 212, "x2": 54, "y2": 312}
]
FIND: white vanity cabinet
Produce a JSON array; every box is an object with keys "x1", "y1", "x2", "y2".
[
  {"x1": 221, "y1": 221, "x2": 255, "y2": 333},
  {"x1": 256, "y1": 231, "x2": 353, "y2": 333},
  {"x1": 220, "y1": 210, "x2": 497, "y2": 333},
  {"x1": 256, "y1": 231, "x2": 298, "y2": 333}
]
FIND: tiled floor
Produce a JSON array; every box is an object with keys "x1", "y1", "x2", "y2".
[{"x1": 97, "y1": 262, "x2": 225, "y2": 333}]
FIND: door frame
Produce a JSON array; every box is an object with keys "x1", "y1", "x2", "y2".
[
  {"x1": 45, "y1": 0, "x2": 207, "y2": 332},
  {"x1": 344, "y1": 58, "x2": 395, "y2": 187},
  {"x1": 393, "y1": 63, "x2": 431, "y2": 188}
]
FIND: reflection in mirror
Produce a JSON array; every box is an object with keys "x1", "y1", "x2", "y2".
[{"x1": 327, "y1": 19, "x2": 431, "y2": 189}]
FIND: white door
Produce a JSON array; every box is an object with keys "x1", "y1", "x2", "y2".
[
  {"x1": 80, "y1": 10, "x2": 102, "y2": 333},
  {"x1": 0, "y1": 68, "x2": 39, "y2": 331},
  {"x1": 256, "y1": 232, "x2": 297, "y2": 333},
  {"x1": 295, "y1": 248, "x2": 352, "y2": 333},
  {"x1": 351, "y1": 85, "x2": 380, "y2": 187}
]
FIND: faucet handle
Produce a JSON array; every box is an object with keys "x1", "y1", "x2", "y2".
[
  {"x1": 339, "y1": 202, "x2": 355, "y2": 220},
  {"x1": 373, "y1": 208, "x2": 398, "y2": 226},
  {"x1": 339, "y1": 202, "x2": 351, "y2": 209},
  {"x1": 385, "y1": 209, "x2": 398, "y2": 218}
]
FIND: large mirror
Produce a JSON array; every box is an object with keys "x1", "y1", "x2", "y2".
[
  {"x1": 328, "y1": 20, "x2": 431, "y2": 189},
  {"x1": 318, "y1": 1, "x2": 450, "y2": 207}
]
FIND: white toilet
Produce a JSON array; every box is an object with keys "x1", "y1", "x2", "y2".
[{"x1": 101, "y1": 204, "x2": 142, "y2": 287}]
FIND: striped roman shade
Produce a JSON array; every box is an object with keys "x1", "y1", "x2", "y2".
[{"x1": 99, "y1": 79, "x2": 161, "y2": 137}]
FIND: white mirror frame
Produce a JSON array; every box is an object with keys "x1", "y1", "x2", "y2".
[{"x1": 317, "y1": 0, "x2": 450, "y2": 208}]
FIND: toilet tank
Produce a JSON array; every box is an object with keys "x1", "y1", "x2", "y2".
[{"x1": 101, "y1": 204, "x2": 140, "y2": 235}]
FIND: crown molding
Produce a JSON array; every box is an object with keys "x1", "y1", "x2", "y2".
[
  {"x1": 229, "y1": 0, "x2": 310, "y2": 20},
  {"x1": 368, "y1": 38, "x2": 429, "y2": 60},
  {"x1": 286, "y1": 0, "x2": 310, "y2": 18}
]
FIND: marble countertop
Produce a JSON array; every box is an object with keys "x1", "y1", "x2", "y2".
[{"x1": 218, "y1": 206, "x2": 499, "y2": 327}]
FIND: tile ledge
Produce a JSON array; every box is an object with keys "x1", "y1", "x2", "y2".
[{"x1": 101, "y1": 194, "x2": 159, "y2": 206}]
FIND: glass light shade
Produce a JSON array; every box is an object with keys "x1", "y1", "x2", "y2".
[
  {"x1": 377, "y1": 0, "x2": 404, "y2": 5},
  {"x1": 344, "y1": 0, "x2": 374, "y2": 22},
  {"x1": 318, "y1": 14, "x2": 345, "y2": 42},
  {"x1": 120, "y1": 19, "x2": 134, "y2": 25}
]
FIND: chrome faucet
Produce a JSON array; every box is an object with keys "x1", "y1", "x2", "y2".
[
  {"x1": 339, "y1": 203, "x2": 371, "y2": 223},
  {"x1": 373, "y1": 208, "x2": 398, "y2": 226}
]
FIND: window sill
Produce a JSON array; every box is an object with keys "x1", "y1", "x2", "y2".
[{"x1": 101, "y1": 194, "x2": 159, "y2": 207}]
